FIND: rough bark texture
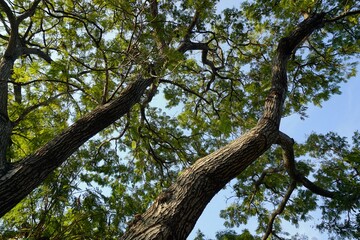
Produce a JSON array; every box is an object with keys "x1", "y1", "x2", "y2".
[
  {"x1": 120, "y1": 14, "x2": 326, "y2": 240},
  {"x1": 0, "y1": 58, "x2": 14, "y2": 172},
  {"x1": 0, "y1": 77, "x2": 154, "y2": 217}
]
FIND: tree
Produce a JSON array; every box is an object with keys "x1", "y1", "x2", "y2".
[{"x1": 0, "y1": 0, "x2": 359, "y2": 239}]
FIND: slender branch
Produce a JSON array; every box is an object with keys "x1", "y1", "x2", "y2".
[
  {"x1": 12, "y1": 92, "x2": 71, "y2": 127},
  {"x1": 276, "y1": 131, "x2": 336, "y2": 198},
  {"x1": 96, "y1": 114, "x2": 130, "y2": 155},
  {"x1": 248, "y1": 167, "x2": 283, "y2": 208},
  {"x1": 0, "y1": 34, "x2": 9, "y2": 41},
  {"x1": 262, "y1": 181, "x2": 296, "y2": 240},
  {"x1": 159, "y1": 78, "x2": 210, "y2": 105},
  {"x1": 101, "y1": 49, "x2": 110, "y2": 104},
  {"x1": 0, "y1": 12, "x2": 11, "y2": 34},
  {"x1": 325, "y1": 9, "x2": 360, "y2": 23}
]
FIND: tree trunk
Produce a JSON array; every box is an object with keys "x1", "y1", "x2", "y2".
[
  {"x1": 121, "y1": 14, "x2": 326, "y2": 240},
  {"x1": 0, "y1": 57, "x2": 14, "y2": 173},
  {"x1": 121, "y1": 125, "x2": 277, "y2": 240},
  {"x1": 0, "y1": 77, "x2": 154, "y2": 217}
]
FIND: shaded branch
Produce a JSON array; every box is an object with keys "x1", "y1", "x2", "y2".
[
  {"x1": 177, "y1": 39, "x2": 210, "y2": 53},
  {"x1": 0, "y1": 11, "x2": 10, "y2": 34},
  {"x1": 22, "y1": 47, "x2": 52, "y2": 63},
  {"x1": 0, "y1": 0, "x2": 19, "y2": 58},
  {"x1": 276, "y1": 131, "x2": 336, "y2": 198},
  {"x1": 182, "y1": 10, "x2": 200, "y2": 42},
  {"x1": 176, "y1": 9, "x2": 201, "y2": 53},
  {"x1": 17, "y1": 0, "x2": 41, "y2": 23},
  {"x1": 325, "y1": 9, "x2": 360, "y2": 23}
]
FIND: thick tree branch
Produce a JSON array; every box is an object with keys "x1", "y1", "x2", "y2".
[
  {"x1": 277, "y1": 131, "x2": 336, "y2": 198},
  {"x1": 0, "y1": 0, "x2": 50, "y2": 170},
  {"x1": 0, "y1": 76, "x2": 154, "y2": 217}
]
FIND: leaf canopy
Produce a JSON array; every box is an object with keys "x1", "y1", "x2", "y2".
[{"x1": 0, "y1": 0, "x2": 359, "y2": 239}]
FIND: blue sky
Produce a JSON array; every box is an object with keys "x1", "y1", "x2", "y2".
[{"x1": 187, "y1": 69, "x2": 360, "y2": 239}]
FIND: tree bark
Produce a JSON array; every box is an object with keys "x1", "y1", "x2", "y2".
[
  {"x1": 120, "y1": 13, "x2": 326, "y2": 240},
  {"x1": 0, "y1": 76, "x2": 154, "y2": 217},
  {"x1": 0, "y1": 57, "x2": 14, "y2": 173}
]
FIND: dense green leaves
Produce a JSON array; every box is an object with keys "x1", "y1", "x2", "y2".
[{"x1": 0, "y1": 0, "x2": 359, "y2": 239}]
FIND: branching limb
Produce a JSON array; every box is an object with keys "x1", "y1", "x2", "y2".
[
  {"x1": 17, "y1": 0, "x2": 41, "y2": 23},
  {"x1": 178, "y1": 38, "x2": 227, "y2": 89},
  {"x1": 0, "y1": 0, "x2": 19, "y2": 58},
  {"x1": 248, "y1": 167, "x2": 284, "y2": 209},
  {"x1": 276, "y1": 131, "x2": 336, "y2": 198},
  {"x1": 177, "y1": 10, "x2": 200, "y2": 51},
  {"x1": 262, "y1": 181, "x2": 296, "y2": 240},
  {"x1": 22, "y1": 47, "x2": 52, "y2": 63}
]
